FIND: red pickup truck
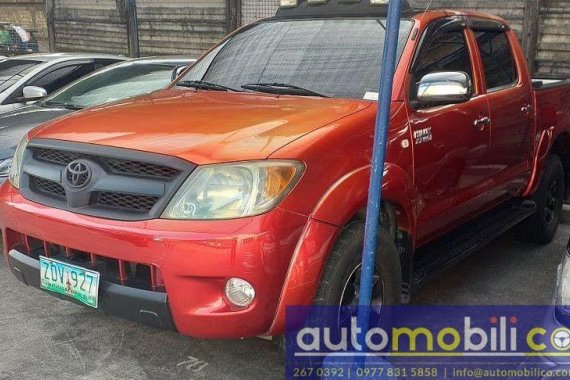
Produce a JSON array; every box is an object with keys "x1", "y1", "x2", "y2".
[{"x1": 2, "y1": 1, "x2": 570, "y2": 339}]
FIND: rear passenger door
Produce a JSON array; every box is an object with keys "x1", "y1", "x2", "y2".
[{"x1": 472, "y1": 24, "x2": 534, "y2": 198}]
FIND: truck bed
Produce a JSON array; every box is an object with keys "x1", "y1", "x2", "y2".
[{"x1": 532, "y1": 78, "x2": 570, "y2": 89}]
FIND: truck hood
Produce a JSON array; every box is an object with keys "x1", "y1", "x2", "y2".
[
  {"x1": 31, "y1": 89, "x2": 371, "y2": 164},
  {"x1": 0, "y1": 105, "x2": 73, "y2": 160}
]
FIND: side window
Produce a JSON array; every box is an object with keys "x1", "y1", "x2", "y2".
[
  {"x1": 27, "y1": 62, "x2": 96, "y2": 94},
  {"x1": 474, "y1": 30, "x2": 517, "y2": 90},
  {"x1": 93, "y1": 59, "x2": 123, "y2": 71},
  {"x1": 411, "y1": 29, "x2": 473, "y2": 100}
]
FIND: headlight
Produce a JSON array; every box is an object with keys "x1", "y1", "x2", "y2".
[
  {"x1": 9, "y1": 136, "x2": 29, "y2": 189},
  {"x1": 162, "y1": 161, "x2": 304, "y2": 220},
  {"x1": 0, "y1": 158, "x2": 12, "y2": 178}
]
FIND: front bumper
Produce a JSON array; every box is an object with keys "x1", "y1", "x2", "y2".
[
  {"x1": 8, "y1": 249, "x2": 175, "y2": 330},
  {"x1": 0, "y1": 183, "x2": 308, "y2": 338}
]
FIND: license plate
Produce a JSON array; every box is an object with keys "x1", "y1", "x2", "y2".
[{"x1": 40, "y1": 256, "x2": 100, "y2": 308}]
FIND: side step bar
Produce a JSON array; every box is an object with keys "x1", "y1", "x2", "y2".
[{"x1": 412, "y1": 199, "x2": 537, "y2": 290}]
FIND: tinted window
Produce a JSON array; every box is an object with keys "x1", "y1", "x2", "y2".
[
  {"x1": 44, "y1": 62, "x2": 176, "y2": 109},
  {"x1": 28, "y1": 63, "x2": 96, "y2": 94},
  {"x1": 475, "y1": 31, "x2": 517, "y2": 90},
  {"x1": 0, "y1": 59, "x2": 41, "y2": 93},
  {"x1": 411, "y1": 30, "x2": 473, "y2": 100},
  {"x1": 93, "y1": 58, "x2": 123, "y2": 70},
  {"x1": 180, "y1": 19, "x2": 413, "y2": 99}
]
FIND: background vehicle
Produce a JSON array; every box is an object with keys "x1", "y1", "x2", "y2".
[
  {"x1": 0, "y1": 23, "x2": 39, "y2": 56},
  {"x1": 0, "y1": 57, "x2": 195, "y2": 184},
  {"x1": 539, "y1": 238, "x2": 570, "y2": 373},
  {"x1": 2, "y1": 0, "x2": 570, "y2": 339},
  {"x1": 0, "y1": 53, "x2": 124, "y2": 114}
]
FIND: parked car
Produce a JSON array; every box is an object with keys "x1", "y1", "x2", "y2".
[
  {"x1": 0, "y1": 53, "x2": 124, "y2": 114},
  {"x1": 2, "y1": 0, "x2": 570, "y2": 339},
  {"x1": 0, "y1": 57, "x2": 195, "y2": 184},
  {"x1": 537, "y1": 238, "x2": 570, "y2": 374},
  {"x1": 0, "y1": 23, "x2": 39, "y2": 56}
]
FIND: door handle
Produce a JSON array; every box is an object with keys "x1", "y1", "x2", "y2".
[
  {"x1": 474, "y1": 116, "x2": 490, "y2": 130},
  {"x1": 521, "y1": 104, "x2": 533, "y2": 115}
]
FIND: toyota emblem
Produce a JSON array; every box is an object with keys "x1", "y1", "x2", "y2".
[{"x1": 65, "y1": 160, "x2": 92, "y2": 189}]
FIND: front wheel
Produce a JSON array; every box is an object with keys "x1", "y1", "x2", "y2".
[
  {"x1": 518, "y1": 154, "x2": 565, "y2": 245},
  {"x1": 314, "y1": 220, "x2": 402, "y2": 307}
]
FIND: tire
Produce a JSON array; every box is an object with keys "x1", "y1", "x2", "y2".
[
  {"x1": 314, "y1": 220, "x2": 402, "y2": 307},
  {"x1": 518, "y1": 154, "x2": 565, "y2": 245}
]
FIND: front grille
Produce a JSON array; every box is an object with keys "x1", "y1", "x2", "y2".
[
  {"x1": 7, "y1": 230, "x2": 165, "y2": 292},
  {"x1": 34, "y1": 147, "x2": 181, "y2": 180},
  {"x1": 97, "y1": 192, "x2": 159, "y2": 213},
  {"x1": 32, "y1": 177, "x2": 66, "y2": 199},
  {"x1": 105, "y1": 158, "x2": 180, "y2": 179},
  {"x1": 21, "y1": 140, "x2": 195, "y2": 221},
  {"x1": 35, "y1": 147, "x2": 81, "y2": 166}
]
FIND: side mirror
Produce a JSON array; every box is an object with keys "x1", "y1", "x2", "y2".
[
  {"x1": 19, "y1": 86, "x2": 48, "y2": 103},
  {"x1": 171, "y1": 66, "x2": 187, "y2": 81},
  {"x1": 416, "y1": 71, "x2": 473, "y2": 106}
]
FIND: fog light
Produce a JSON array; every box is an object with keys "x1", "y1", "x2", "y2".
[{"x1": 225, "y1": 278, "x2": 255, "y2": 307}]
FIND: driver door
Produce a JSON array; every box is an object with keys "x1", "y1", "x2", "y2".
[{"x1": 409, "y1": 24, "x2": 492, "y2": 244}]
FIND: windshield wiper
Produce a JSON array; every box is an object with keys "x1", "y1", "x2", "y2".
[
  {"x1": 177, "y1": 80, "x2": 241, "y2": 92},
  {"x1": 41, "y1": 101, "x2": 84, "y2": 110},
  {"x1": 242, "y1": 83, "x2": 329, "y2": 98}
]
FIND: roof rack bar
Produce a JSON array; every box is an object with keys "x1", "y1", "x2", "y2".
[{"x1": 275, "y1": 0, "x2": 412, "y2": 19}]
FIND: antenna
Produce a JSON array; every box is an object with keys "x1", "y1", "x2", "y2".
[{"x1": 419, "y1": 0, "x2": 434, "y2": 21}]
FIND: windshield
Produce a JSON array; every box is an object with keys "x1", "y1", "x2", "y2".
[
  {"x1": 0, "y1": 59, "x2": 41, "y2": 93},
  {"x1": 179, "y1": 18, "x2": 413, "y2": 100},
  {"x1": 43, "y1": 62, "x2": 179, "y2": 109}
]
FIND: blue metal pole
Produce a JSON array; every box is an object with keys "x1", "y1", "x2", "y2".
[{"x1": 357, "y1": 0, "x2": 404, "y2": 340}]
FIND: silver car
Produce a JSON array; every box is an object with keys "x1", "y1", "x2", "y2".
[
  {"x1": 0, "y1": 56, "x2": 195, "y2": 184},
  {"x1": 0, "y1": 53, "x2": 125, "y2": 114}
]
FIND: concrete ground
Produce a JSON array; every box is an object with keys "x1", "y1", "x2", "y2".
[{"x1": 1, "y1": 208, "x2": 569, "y2": 379}]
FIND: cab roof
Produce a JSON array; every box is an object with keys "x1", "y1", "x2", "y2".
[
  {"x1": 275, "y1": 0, "x2": 419, "y2": 19},
  {"x1": 273, "y1": 0, "x2": 509, "y2": 29}
]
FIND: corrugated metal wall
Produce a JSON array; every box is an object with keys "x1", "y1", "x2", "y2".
[
  {"x1": 537, "y1": 0, "x2": 570, "y2": 76},
  {"x1": 52, "y1": 0, "x2": 128, "y2": 55},
  {"x1": 49, "y1": 0, "x2": 228, "y2": 57},
  {"x1": 136, "y1": 0, "x2": 227, "y2": 56}
]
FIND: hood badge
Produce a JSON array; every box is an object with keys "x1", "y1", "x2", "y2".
[{"x1": 65, "y1": 160, "x2": 93, "y2": 189}]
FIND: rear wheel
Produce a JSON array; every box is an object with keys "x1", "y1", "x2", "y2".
[{"x1": 518, "y1": 154, "x2": 565, "y2": 245}]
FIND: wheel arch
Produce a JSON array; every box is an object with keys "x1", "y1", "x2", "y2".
[
  {"x1": 310, "y1": 163, "x2": 417, "y2": 238},
  {"x1": 267, "y1": 164, "x2": 418, "y2": 335}
]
